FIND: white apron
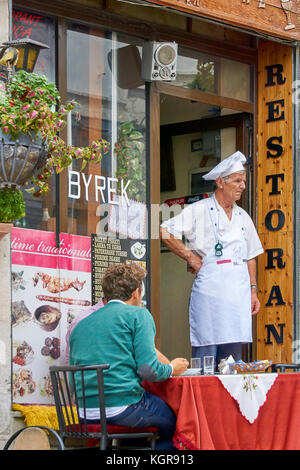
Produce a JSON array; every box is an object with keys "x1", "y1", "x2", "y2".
[{"x1": 189, "y1": 197, "x2": 252, "y2": 346}]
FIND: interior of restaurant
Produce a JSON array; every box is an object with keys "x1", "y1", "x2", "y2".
[{"x1": 159, "y1": 93, "x2": 253, "y2": 361}]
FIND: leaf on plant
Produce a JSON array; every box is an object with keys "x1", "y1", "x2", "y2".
[
  {"x1": 120, "y1": 121, "x2": 134, "y2": 135},
  {"x1": 24, "y1": 187, "x2": 36, "y2": 194},
  {"x1": 132, "y1": 141, "x2": 144, "y2": 153},
  {"x1": 80, "y1": 160, "x2": 88, "y2": 171},
  {"x1": 129, "y1": 131, "x2": 143, "y2": 140}
]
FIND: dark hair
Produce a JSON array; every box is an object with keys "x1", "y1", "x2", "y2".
[{"x1": 101, "y1": 262, "x2": 146, "y2": 302}]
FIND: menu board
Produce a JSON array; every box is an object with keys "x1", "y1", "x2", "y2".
[
  {"x1": 11, "y1": 228, "x2": 91, "y2": 405},
  {"x1": 91, "y1": 235, "x2": 148, "y2": 307}
]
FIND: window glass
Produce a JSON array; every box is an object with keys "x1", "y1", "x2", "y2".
[
  {"x1": 66, "y1": 26, "x2": 147, "y2": 238},
  {"x1": 175, "y1": 47, "x2": 252, "y2": 103},
  {"x1": 12, "y1": 8, "x2": 56, "y2": 231}
]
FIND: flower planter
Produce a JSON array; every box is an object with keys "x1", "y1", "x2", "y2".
[
  {"x1": 0, "y1": 222, "x2": 13, "y2": 239},
  {"x1": 0, "y1": 70, "x2": 109, "y2": 198},
  {"x1": 0, "y1": 130, "x2": 47, "y2": 188}
]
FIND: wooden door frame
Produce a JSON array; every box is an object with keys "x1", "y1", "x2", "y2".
[{"x1": 149, "y1": 81, "x2": 253, "y2": 348}]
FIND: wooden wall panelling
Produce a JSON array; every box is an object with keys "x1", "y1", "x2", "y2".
[
  {"x1": 14, "y1": 0, "x2": 258, "y2": 64},
  {"x1": 154, "y1": 82, "x2": 254, "y2": 114},
  {"x1": 149, "y1": 83, "x2": 161, "y2": 347},
  {"x1": 144, "y1": 0, "x2": 300, "y2": 43},
  {"x1": 257, "y1": 40, "x2": 293, "y2": 363}
]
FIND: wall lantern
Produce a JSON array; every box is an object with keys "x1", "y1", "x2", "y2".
[{"x1": 0, "y1": 38, "x2": 49, "y2": 78}]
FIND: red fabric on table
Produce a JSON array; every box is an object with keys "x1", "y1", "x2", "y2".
[{"x1": 143, "y1": 374, "x2": 300, "y2": 450}]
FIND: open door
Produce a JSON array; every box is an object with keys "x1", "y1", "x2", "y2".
[{"x1": 149, "y1": 81, "x2": 254, "y2": 360}]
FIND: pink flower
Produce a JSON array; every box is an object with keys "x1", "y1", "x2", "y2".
[
  {"x1": 3, "y1": 126, "x2": 9, "y2": 133},
  {"x1": 90, "y1": 154, "x2": 96, "y2": 160},
  {"x1": 29, "y1": 92, "x2": 37, "y2": 97},
  {"x1": 57, "y1": 120, "x2": 63, "y2": 128},
  {"x1": 30, "y1": 110, "x2": 38, "y2": 119},
  {"x1": 21, "y1": 105, "x2": 30, "y2": 111},
  {"x1": 34, "y1": 100, "x2": 40, "y2": 107}
]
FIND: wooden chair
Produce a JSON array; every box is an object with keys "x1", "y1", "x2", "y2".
[
  {"x1": 3, "y1": 426, "x2": 64, "y2": 450},
  {"x1": 49, "y1": 364, "x2": 157, "y2": 450},
  {"x1": 271, "y1": 363, "x2": 300, "y2": 373}
]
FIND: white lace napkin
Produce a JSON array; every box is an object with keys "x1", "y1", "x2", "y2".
[{"x1": 217, "y1": 373, "x2": 278, "y2": 423}]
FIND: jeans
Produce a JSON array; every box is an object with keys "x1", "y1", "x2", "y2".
[
  {"x1": 192, "y1": 342, "x2": 242, "y2": 371},
  {"x1": 106, "y1": 391, "x2": 176, "y2": 450}
]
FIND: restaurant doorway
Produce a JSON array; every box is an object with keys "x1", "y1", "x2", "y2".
[{"x1": 149, "y1": 82, "x2": 254, "y2": 361}]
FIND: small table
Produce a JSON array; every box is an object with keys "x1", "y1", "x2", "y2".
[{"x1": 143, "y1": 373, "x2": 300, "y2": 450}]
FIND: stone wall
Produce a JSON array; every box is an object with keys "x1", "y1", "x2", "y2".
[{"x1": 0, "y1": 231, "x2": 16, "y2": 449}]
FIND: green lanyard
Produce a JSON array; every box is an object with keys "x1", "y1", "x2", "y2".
[{"x1": 210, "y1": 196, "x2": 223, "y2": 257}]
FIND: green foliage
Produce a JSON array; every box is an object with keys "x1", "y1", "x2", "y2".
[
  {"x1": 114, "y1": 121, "x2": 146, "y2": 202},
  {"x1": 0, "y1": 188, "x2": 25, "y2": 223},
  {"x1": 187, "y1": 61, "x2": 215, "y2": 93}
]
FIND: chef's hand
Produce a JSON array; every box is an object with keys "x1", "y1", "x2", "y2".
[
  {"x1": 251, "y1": 290, "x2": 260, "y2": 316},
  {"x1": 187, "y1": 254, "x2": 202, "y2": 275},
  {"x1": 170, "y1": 358, "x2": 189, "y2": 376}
]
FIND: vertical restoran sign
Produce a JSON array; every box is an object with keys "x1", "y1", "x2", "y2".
[{"x1": 257, "y1": 41, "x2": 293, "y2": 363}]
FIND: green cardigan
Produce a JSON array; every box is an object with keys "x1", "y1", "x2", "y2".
[{"x1": 69, "y1": 301, "x2": 172, "y2": 408}]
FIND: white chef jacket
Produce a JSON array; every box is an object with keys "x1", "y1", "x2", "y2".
[
  {"x1": 161, "y1": 195, "x2": 264, "y2": 346},
  {"x1": 161, "y1": 196, "x2": 263, "y2": 261}
]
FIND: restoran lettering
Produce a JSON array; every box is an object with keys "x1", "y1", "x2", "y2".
[{"x1": 263, "y1": 60, "x2": 287, "y2": 345}]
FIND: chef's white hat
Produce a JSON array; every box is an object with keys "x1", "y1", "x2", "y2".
[{"x1": 202, "y1": 151, "x2": 247, "y2": 181}]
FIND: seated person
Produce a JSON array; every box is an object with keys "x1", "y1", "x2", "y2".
[
  {"x1": 66, "y1": 297, "x2": 168, "y2": 366},
  {"x1": 69, "y1": 262, "x2": 188, "y2": 450},
  {"x1": 65, "y1": 296, "x2": 107, "y2": 365}
]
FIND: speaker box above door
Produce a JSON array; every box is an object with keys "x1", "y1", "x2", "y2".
[
  {"x1": 142, "y1": 42, "x2": 178, "y2": 81},
  {"x1": 107, "y1": 45, "x2": 144, "y2": 89}
]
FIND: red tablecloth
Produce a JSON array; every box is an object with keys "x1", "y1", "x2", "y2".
[{"x1": 143, "y1": 373, "x2": 300, "y2": 450}]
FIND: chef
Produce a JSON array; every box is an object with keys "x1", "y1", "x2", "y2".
[{"x1": 160, "y1": 151, "x2": 264, "y2": 367}]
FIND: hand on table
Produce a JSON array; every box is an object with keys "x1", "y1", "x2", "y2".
[{"x1": 171, "y1": 358, "x2": 189, "y2": 376}]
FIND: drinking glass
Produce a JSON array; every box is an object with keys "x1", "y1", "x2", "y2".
[
  {"x1": 203, "y1": 356, "x2": 214, "y2": 375},
  {"x1": 191, "y1": 358, "x2": 201, "y2": 375}
]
